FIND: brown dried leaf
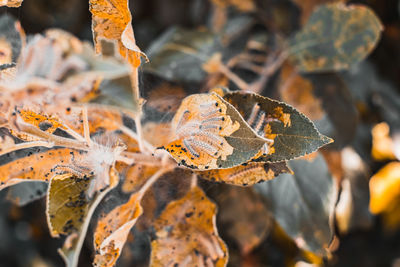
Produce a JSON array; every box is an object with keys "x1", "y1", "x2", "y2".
[
  {"x1": 89, "y1": 0, "x2": 147, "y2": 69},
  {"x1": 17, "y1": 109, "x2": 67, "y2": 134},
  {"x1": 93, "y1": 192, "x2": 143, "y2": 267},
  {"x1": 211, "y1": 0, "x2": 255, "y2": 12},
  {"x1": 150, "y1": 186, "x2": 228, "y2": 266},
  {"x1": 197, "y1": 162, "x2": 291, "y2": 186}
]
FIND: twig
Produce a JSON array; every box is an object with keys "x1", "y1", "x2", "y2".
[{"x1": 81, "y1": 106, "x2": 92, "y2": 146}]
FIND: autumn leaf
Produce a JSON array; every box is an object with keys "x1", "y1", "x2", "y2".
[
  {"x1": 197, "y1": 161, "x2": 291, "y2": 186},
  {"x1": 161, "y1": 92, "x2": 267, "y2": 170},
  {"x1": 0, "y1": 148, "x2": 79, "y2": 190},
  {"x1": 369, "y1": 162, "x2": 400, "y2": 230},
  {"x1": 121, "y1": 164, "x2": 158, "y2": 193},
  {"x1": 222, "y1": 91, "x2": 332, "y2": 162},
  {"x1": 89, "y1": 0, "x2": 146, "y2": 69},
  {"x1": 0, "y1": 0, "x2": 23, "y2": 7},
  {"x1": 93, "y1": 192, "x2": 143, "y2": 267},
  {"x1": 53, "y1": 169, "x2": 119, "y2": 267},
  {"x1": 289, "y1": 3, "x2": 383, "y2": 72},
  {"x1": 255, "y1": 154, "x2": 337, "y2": 256},
  {"x1": 150, "y1": 186, "x2": 228, "y2": 266},
  {"x1": 211, "y1": 0, "x2": 255, "y2": 12}
]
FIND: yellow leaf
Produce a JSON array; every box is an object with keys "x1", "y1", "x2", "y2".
[
  {"x1": 89, "y1": 0, "x2": 147, "y2": 68},
  {"x1": 371, "y1": 122, "x2": 396, "y2": 161},
  {"x1": 369, "y1": 162, "x2": 400, "y2": 229},
  {"x1": 150, "y1": 186, "x2": 228, "y2": 266},
  {"x1": 93, "y1": 192, "x2": 143, "y2": 267}
]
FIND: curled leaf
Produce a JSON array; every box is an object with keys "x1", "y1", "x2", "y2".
[
  {"x1": 197, "y1": 162, "x2": 291, "y2": 186},
  {"x1": 162, "y1": 93, "x2": 267, "y2": 170},
  {"x1": 150, "y1": 186, "x2": 228, "y2": 266},
  {"x1": 223, "y1": 91, "x2": 332, "y2": 162},
  {"x1": 89, "y1": 0, "x2": 146, "y2": 68},
  {"x1": 289, "y1": 3, "x2": 383, "y2": 72},
  {"x1": 93, "y1": 193, "x2": 143, "y2": 267}
]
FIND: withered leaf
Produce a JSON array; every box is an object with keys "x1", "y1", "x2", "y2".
[
  {"x1": 93, "y1": 192, "x2": 143, "y2": 267},
  {"x1": 121, "y1": 164, "x2": 158, "y2": 193},
  {"x1": 289, "y1": 3, "x2": 383, "y2": 72},
  {"x1": 145, "y1": 27, "x2": 222, "y2": 82},
  {"x1": 17, "y1": 109, "x2": 66, "y2": 134},
  {"x1": 89, "y1": 0, "x2": 146, "y2": 69},
  {"x1": 46, "y1": 173, "x2": 92, "y2": 237},
  {"x1": 255, "y1": 154, "x2": 337, "y2": 256},
  {"x1": 150, "y1": 186, "x2": 228, "y2": 266},
  {"x1": 291, "y1": 0, "x2": 348, "y2": 25},
  {"x1": 197, "y1": 162, "x2": 291, "y2": 186},
  {"x1": 0, "y1": 0, "x2": 23, "y2": 7},
  {"x1": 223, "y1": 91, "x2": 332, "y2": 162},
  {"x1": 0, "y1": 148, "x2": 78, "y2": 190},
  {"x1": 57, "y1": 168, "x2": 119, "y2": 267},
  {"x1": 162, "y1": 93, "x2": 267, "y2": 170}
]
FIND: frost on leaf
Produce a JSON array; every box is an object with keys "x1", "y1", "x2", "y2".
[
  {"x1": 89, "y1": 0, "x2": 147, "y2": 69},
  {"x1": 93, "y1": 192, "x2": 143, "y2": 267},
  {"x1": 289, "y1": 3, "x2": 383, "y2": 72},
  {"x1": 150, "y1": 186, "x2": 228, "y2": 267},
  {"x1": 162, "y1": 93, "x2": 267, "y2": 170},
  {"x1": 197, "y1": 162, "x2": 291, "y2": 186},
  {"x1": 223, "y1": 91, "x2": 332, "y2": 162}
]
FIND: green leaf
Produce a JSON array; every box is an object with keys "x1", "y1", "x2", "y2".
[
  {"x1": 144, "y1": 27, "x2": 222, "y2": 82},
  {"x1": 223, "y1": 91, "x2": 332, "y2": 162},
  {"x1": 162, "y1": 93, "x2": 267, "y2": 170},
  {"x1": 255, "y1": 154, "x2": 337, "y2": 256},
  {"x1": 289, "y1": 3, "x2": 383, "y2": 72}
]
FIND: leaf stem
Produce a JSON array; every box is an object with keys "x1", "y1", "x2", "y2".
[
  {"x1": 0, "y1": 140, "x2": 54, "y2": 156},
  {"x1": 137, "y1": 167, "x2": 173, "y2": 199}
]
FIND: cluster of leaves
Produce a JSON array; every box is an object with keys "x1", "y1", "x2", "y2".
[{"x1": 0, "y1": 0, "x2": 390, "y2": 266}]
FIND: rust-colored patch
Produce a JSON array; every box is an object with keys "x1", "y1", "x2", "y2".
[
  {"x1": 17, "y1": 109, "x2": 66, "y2": 133},
  {"x1": 273, "y1": 107, "x2": 291, "y2": 127}
]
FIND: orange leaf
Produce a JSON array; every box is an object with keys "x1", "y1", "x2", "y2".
[
  {"x1": 198, "y1": 162, "x2": 291, "y2": 186},
  {"x1": 150, "y1": 186, "x2": 228, "y2": 266},
  {"x1": 89, "y1": 0, "x2": 147, "y2": 68},
  {"x1": 0, "y1": 148, "x2": 78, "y2": 190},
  {"x1": 0, "y1": 0, "x2": 23, "y2": 7},
  {"x1": 93, "y1": 192, "x2": 143, "y2": 267}
]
